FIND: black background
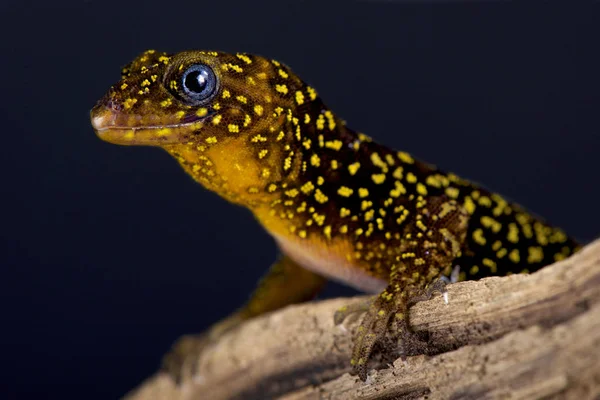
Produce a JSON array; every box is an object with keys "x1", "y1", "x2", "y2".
[{"x1": 1, "y1": 1, "x2": 599, "y2": 399}]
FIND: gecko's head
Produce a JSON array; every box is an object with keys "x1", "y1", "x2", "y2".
[{"x1": 91, "y1": 50, "x2": 324, "y2": 205}]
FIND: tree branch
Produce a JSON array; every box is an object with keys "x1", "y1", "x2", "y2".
[{"x1": 124, "y1": 239, "x2": 600, "y2": 400}]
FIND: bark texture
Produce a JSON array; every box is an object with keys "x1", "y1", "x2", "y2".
[{"x1": 124, "y1": 239, "x2": 600, "y2": 400}]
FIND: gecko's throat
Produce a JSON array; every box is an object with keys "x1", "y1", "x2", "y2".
[{"x1": 90, "y1": 104, "x2": 206, "y2": 146}]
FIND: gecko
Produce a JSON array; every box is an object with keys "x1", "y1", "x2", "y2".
[{"x1": 90, "y1": 50, "x2": 579, "y2": 381}]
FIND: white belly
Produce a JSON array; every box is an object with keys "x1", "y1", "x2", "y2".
[{"x1": 274, "y1": 234, "x2": 387, "y2": 294}]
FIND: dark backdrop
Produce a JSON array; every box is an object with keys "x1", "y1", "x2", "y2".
[{"x1": 1, "y1": 1, "x2": 598, "y2": 399}]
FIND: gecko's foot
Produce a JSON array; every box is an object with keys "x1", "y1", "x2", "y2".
[
  {"x1": 348, "y1": 290, "x2": 417, "y2": 381},
  {"x1": 348, "y1": 284, "x2": 443, "y2": 381},
  {"x1": 161, "y1": 333, "x2": 210, "y2": 384}
]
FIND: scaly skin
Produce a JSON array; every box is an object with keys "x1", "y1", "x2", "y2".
[{"x1": 91, "y1": 50, "x2": 579, "y2": 380}]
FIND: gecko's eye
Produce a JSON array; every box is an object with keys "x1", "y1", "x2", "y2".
[{"x1": 180, "y1": 64, "x2": 217, "y2": 105}]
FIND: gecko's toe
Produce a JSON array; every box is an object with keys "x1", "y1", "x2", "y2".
[{"x1": 333, "y1": 296, "x2": 376, "y2": 326}]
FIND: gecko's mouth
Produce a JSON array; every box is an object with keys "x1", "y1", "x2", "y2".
[{"x1": 91, "y1": 106, "x2": 206, "y2": 146}]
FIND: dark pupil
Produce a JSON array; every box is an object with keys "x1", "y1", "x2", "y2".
[{"x1": 184, "y1": 70, "x2": 208, "y2": 94}]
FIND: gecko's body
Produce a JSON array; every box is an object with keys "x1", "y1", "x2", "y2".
[{"x1": 91, "y1": 50, "x2": 578, "y2": 380}]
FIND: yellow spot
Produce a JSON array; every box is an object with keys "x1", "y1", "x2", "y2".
[
  {"x1": 268, "y1": 184, "x2": 277, "y2": 193},
  {"x1": 416, "y1": 183, "x2": 428, "y2": 196},
  {"x1": 527, "y1": 247, "x2": 544, "y2": 263},
  {"x1": 298, "y1": 230, "x2": 307, "y2": 238},
  {"x1": 554, "y1": 253, "x2": 566, "y2": 262},
  {"x1": 120, "y1": 83, "x2": 128, "y2": 90},
  {"x1": 324, "y1": 110, "x2": 336, "y2": 130},
  {"x1": 312, "y1": 213, "x2": 325, "y2": 226},
  {"x1": 123, "y1": 98, "x2": 138, "y2": 109},
  {"x1": 236, "y1": 53, "x2": 253, "y2": 64},
  {"x1": 464, "y1": 196, "x2": 476, "y2": 214},
  {"x1": 212, "y1": 115, "x2": 222, "y2": 125},
  {"x1": 472, "y1": 228, "x2": 486, "y2": 246},
  {"x1": 253, "y1": 105, "x2": 264, "y2": 116},
  {"x1": 384, "y1": 154, "x2": 396, "y2": 166},
  {"x1": 482, "y1": 258, "x2": 497, "y2": 273},
  {"x1": 295, "y1": 91, "x2": 304, "y2": 105},
  {"x1": 278, "y1": 68, "x2": 288, "y2": 78},
  {"x1": 445, "y1": 187, "x2": 459, "y2": 199},
  {"x1": 236, "y1": 95, "x2": 247, "y2": 104},
  {"x1": 251, "y1": 134, "x2": 267, "y2": 142},
  {"x1": 425, "y1": 175, "x2": 441, "y2": 188},
  {"x1": 195, "y1": 108, "x2": 208, "y2": 117},
  {"x1": 314, "y1": 189, "x2": 329, "y2": 204},
  {"x1": 507, "y1": 223, "x2": 519, "y2": 243},
  {"x1": 478, "y1": 196, "x2": 492, "y2": 207},
  {"x1": 406, "y1": 172, "x2": 417, "y2": 184},
  {"x1": 348, "y1": 162, "x2": 361, "y2": 176},
  {"x1": 340, "y1": 208, "x2": 351, "y2": 218},
  {"x1": 316, "y1": 114, "x2": 325, "y2": 130},
  {"x1": 338, "y1": 186, "x2": 353, "y2": 197},
  {"x1": 306, "y1": 86, "x2": 317, "y2": 100},
  {"x1": 469, "y1": 265, "x2": 480, "y2": 275},
  {"x1": 285, "y1": 189, "x2": 299, "y2": 198},
  {"x1": 397, "y1": 151, "x2": 414, "y2": 164},
  {"x1": 481, "y1": 216, "x2": 502, "y2": 233},
  {"x1": 509, "y1": 249, "x2": 520, "y2": 263},
  {"x1": 300, "y1": 181, "x2": 315, "y2": 194},
  {"x1": 372, "y1": 174, "x2": 386, "y2": 184},
  {"x1": 310, "y1": 153, "x2": 320, "y2": 167},
  {"x1": 331, "y1": 160, "x2": 339, "y2": 170},
  {"x1": 497, "y1": 248, "x2": 507, "y2": 259},
  {"x1": 370, "y1": 153, "x2": 388, "y2": 172},
  {"x1": 275, "y1": 84, "x2": 288, "y2": 95},
  {"x1": 361, "y1": 200, "x2": 373, "y2": 211},
  {"x1": 390, "y1": 181, "x2": 406, "y2": 198},
  {"x1": 324, "y1": 226, "x2": 332, "y2": 239},
  {"x1": 358, "y1": 188, "x2": 369, "y2": 198},
  {"x1": 221, "y1": 90, "x2": 231, "y2": 99},
  {"x1": 392, "y1": 167, "x2": 403, "y2": 179},
  {"x1": 258, "y1": 149, "x2": 269, "y2": 159},
  {"x1": 339, "y1": 225, "x2": 348, "y2": 233},
  {"x1": 205, "y1": 136, "x2": 217, "y2": 144},
  {"x1": 325, "y1": 140, "x2": 343, "y2": 151},
  {"x1": 228, "y1": 124, "x2": 240, "y2": 133}
]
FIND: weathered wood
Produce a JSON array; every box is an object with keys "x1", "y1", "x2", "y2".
[{"x1": 124, "y1": 239, "x2": 600, "y2": 400}]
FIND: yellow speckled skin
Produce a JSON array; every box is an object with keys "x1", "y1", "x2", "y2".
[{"x1": 91, "y1": 50, "x2": 579, "y2": 380}]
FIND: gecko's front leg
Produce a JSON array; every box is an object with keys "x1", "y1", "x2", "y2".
[
  {"x1": 347, "y1": 197, "x2": 470, "y2": 380},
  {"x1": 162, "y1": 255, "x2": 326, "y2": 383}
]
